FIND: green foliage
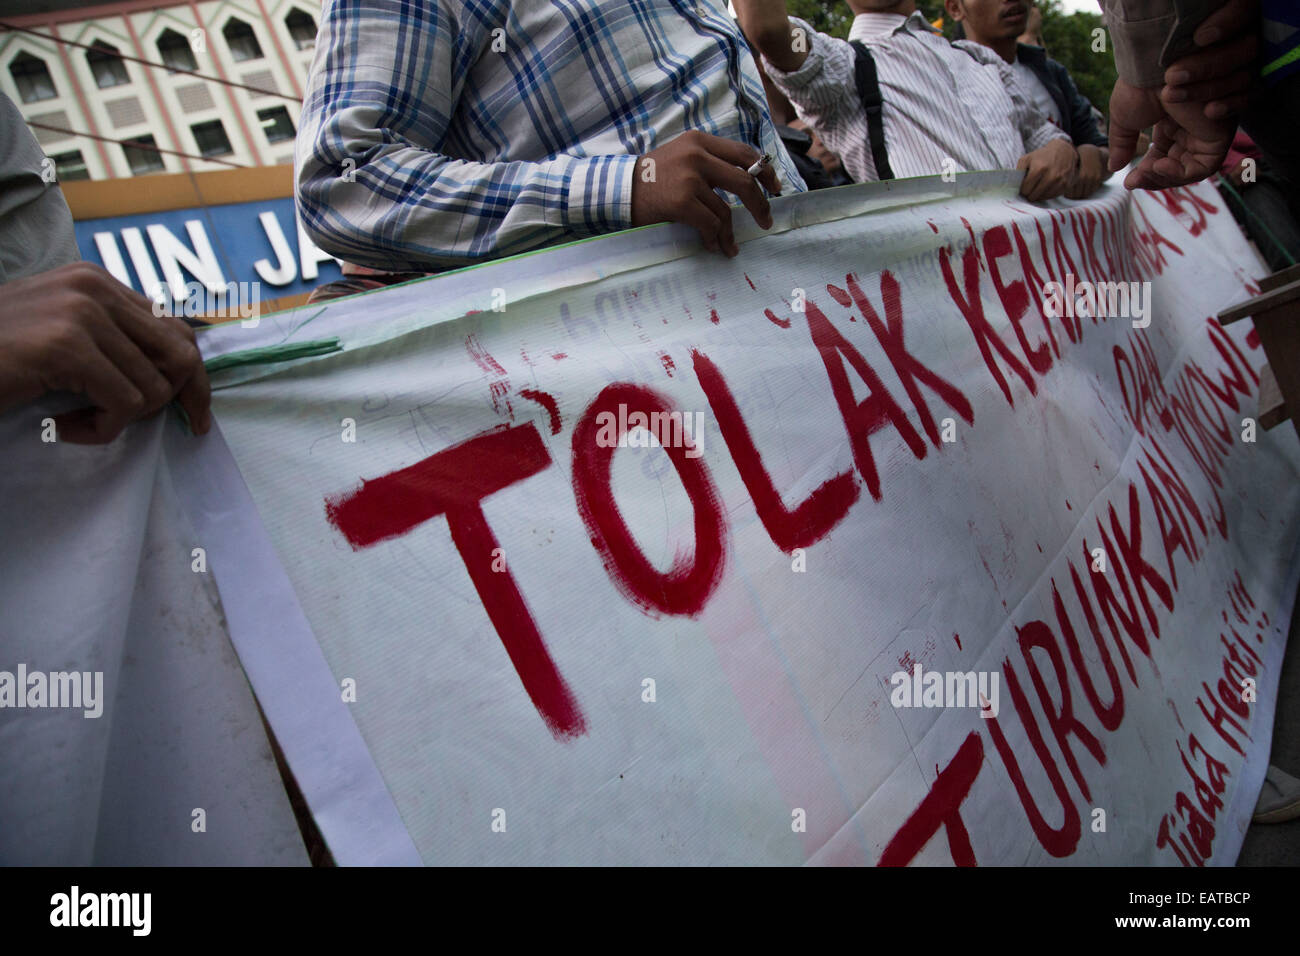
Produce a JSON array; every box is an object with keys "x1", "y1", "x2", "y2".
[
  {"x1": 1036, "y1": 0, "x2": 1116, "y2": 117},
  {"x1": 915, "y1": 0, "x2": 947, "y2": 26},
  {"x1": 785, "y1": 0, "x2": 853, "y2": 37}
]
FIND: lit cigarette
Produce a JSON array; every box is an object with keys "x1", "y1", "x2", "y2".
[{"x1": 747, "y1": 153, "x2": 771, "y2": 177}]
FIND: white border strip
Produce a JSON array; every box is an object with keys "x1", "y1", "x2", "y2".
[{"x1": 165, "y1": 421, "x2": 422, "y2": 865}]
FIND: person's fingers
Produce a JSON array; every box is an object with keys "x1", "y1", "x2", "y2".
[
  {"x1": 693, "y1": 133, "x2": 784, "y2": 196},
  {"x1": 67, "y1": 261, "x2": 161, "y2": 321},
  {"x1": 102, "y1": 285, "x2": 184, "y2": 358},
  {"x1": 174, "y1": 358, "x2": 212, "y2": 435},
  {"x1": 52, "y1": 348, "x2": 144, "y2": 444},
  {"x1": 1141, "y1": 121, "x2": 1179, "y2": 181},
  {"x1": 1164, "y1": 155, "x2": 1216, "y2": 183},
  {"x1": 757, "y1": 161, "x2": 782, "y2": 196},
  {"x1": 1205, "y1": 94, "x2": 1251, "y2": 119},
  {"x1": 1152, "y1": 142, "x2": 1221, "y2": 184},
  {"x1": 1065, "y1": 170, "x2": 1098, "y2": 200},
  {"x1": 1054, "y1": 149, "x2": 1078, "y2": 196},
  {"x1": 1163, "y1": 66, "x2": 1251, "y2": 104},
  {"x1": 1192, "y1": 0, "x2": 1258, "y2": 48},
  {"x1": 69, "y1": 265, "x2": 213, "y2": 436},
  {"x1": 1165, "y1": 35, "x2": 1256, "y2": 87},
  {"x1": 116, "y1": 306, "x2": 204, "y2": 393},
  {"x1": 1134, "y1": 124, "x2": 1218, "y2": 188},
  {"x1": 107, "y1": 275, "x2": 163, "y2": 316},
  {"x1": 676, "y1": 194, "x2": 724, "y2": 254},
  {"x1": 1015, "y1": 154, "x2": 1038, "y2": 198},
  {"x1": 1150, "y1": 118, "x2": 1177, "y2": 153},
  {"x1": 1037, "y1": 167, "x2": 1059, "y2": 199},
  {"x1": 697, "y1": 186, "x2": 738, "y2": 257},
  {"x1": 99, "y1": 283, "x2": 209, "y2": 417},
  {"x1": 1161, "y1": 119, "x2": 1233, "y2": 179},
  {"x1": 1125, "y1": 167, "x2": 1165, "y2": 190},
  {"x1": 1022, "y1": 159, "x2": 1049, "y2": 201},
  {"x1": 699, "y1": 153, "x2": 773, "y2": 229},
  {"x1": 1125, "y1": 124, "x2": 1179, "y2": 189},
  {"x1": 88, "y1": 313, "x2": 176, "y2": 415},
  {"x1": 1151, "y1": 155, "x2": 1191, "y2": 181},
  {"x1": 1064, "y1": 161, "x2": 1087, "y2": 198},
  {"x1": 1108, "y1": 120, "x2": 1141, "y2": 171},
  {"x1": 693, "y1": 132, "x2": 763, "y2": 170},
  {"x1": 1125, "y1": 150, "x2": 1166, "y2": 189}
]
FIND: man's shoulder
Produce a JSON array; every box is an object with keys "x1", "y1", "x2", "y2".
[{"x1": 952, "y1": 38, "x2": 1010, "y2": 69}]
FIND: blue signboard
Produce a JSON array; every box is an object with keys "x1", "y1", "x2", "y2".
[{"x1": 73, "y1": 196, "x2": 343, "y2": 307}]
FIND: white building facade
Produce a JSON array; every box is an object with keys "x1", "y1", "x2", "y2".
[{"x1": 1, "y1": 0, "x2": 317, "y2": 180}]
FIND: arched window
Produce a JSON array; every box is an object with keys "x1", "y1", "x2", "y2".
[
  {"x1": 285, "y1": 9, "x2": 317, "y2": 50},
  {"x1": 86, "y1": 41, "x2": 129, "y2": 89},
  {"x1": 157, "y1": 29, "x2": 197, "y2": 73},
  {"x1": 9, "y1": 52, "x2": 57, "y2": 103},
  {"x1": 223, "y1": 18, "x2": 264, "y2": 62}
]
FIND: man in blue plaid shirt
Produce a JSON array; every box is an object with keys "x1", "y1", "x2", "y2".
[{"x1": 295, "y1": 0, "x2": 807, "y2": 281}]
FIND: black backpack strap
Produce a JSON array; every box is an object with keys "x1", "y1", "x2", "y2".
[{"x1": 849, "y1": 40, "x2": 894, "y2": 181}]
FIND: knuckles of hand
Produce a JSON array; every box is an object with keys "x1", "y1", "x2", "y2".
[
  {"x1": 42, "y1": 317, "x2": 97, "y2": 367},
  {"x1": 61, "y1": 261, "x2": 115, "y2": 294}
]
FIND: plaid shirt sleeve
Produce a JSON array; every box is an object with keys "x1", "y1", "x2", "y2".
[{"x1": 295, "y1": 0, "x2": 637, "y2": 272}]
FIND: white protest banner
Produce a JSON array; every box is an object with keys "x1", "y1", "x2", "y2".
[
  {"x1": 182, "y1": 172, "x2": 1298, "y2": 865},
  {"x1": 5, "y1": 173, "x2": 1295, "y2": 865}
]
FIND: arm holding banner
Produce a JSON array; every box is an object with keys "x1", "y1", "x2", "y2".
[
  {"x1": 296, "y1": 0, "x2": 784, "y2": 271},
  {"x1": 957, "y1": 39, "x2": 1079, "y2": 201}
]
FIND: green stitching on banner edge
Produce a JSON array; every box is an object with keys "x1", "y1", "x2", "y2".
[
  {"x1": 170, "y1": 336, "x2": 343, "y2": 434},
  {"x1": 203, "y1": 337, "x2": 343, "y2": 374}
]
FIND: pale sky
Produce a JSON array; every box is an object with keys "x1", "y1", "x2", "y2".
[{"x1": 1057, "y1": 0, "x2": 1102, "y2": 12}]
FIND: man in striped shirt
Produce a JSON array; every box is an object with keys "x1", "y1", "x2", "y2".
[
  {"x1": 734, "y1": 0, "x2": 1081, "y2": 202},
  {"x1": 948, "y1": 0, "x2": 1111, "y2": 199},
  {"x1": 295, "y1": 0, "x2": 805, "y2": 276}
]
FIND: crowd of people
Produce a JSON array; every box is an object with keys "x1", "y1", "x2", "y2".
[
  {"x1": 291, "y1": 0, "x2": 1295, "y2": 300},
  {"x1": 0, "y1": 0, "x2": 1295, "y2": 439}
]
